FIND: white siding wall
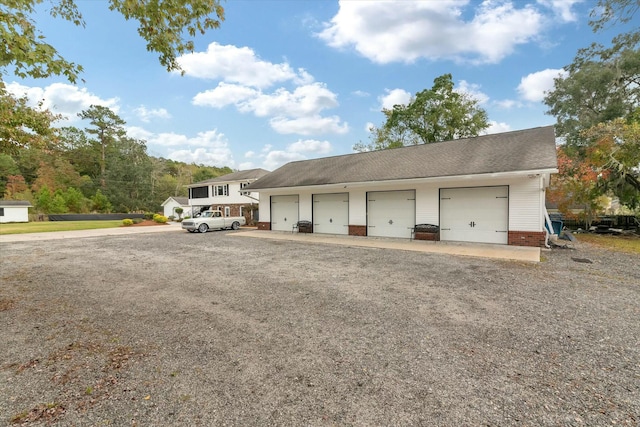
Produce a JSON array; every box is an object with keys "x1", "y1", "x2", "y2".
[
  {"x1": 415, "y1": 185, "x2": 439, "y2": 225},
  {"x1": 349, "y1": 190, "x2": 367, "y2": 225},
  {"x1": 0, "y1": 207, "x2": 29, "y2": 223},
  {"x1": 298, "y1": 191, "x2": 313, "y2": 221},
  {"x1": 189, "y1": 182, "x2": 259, "y2": 207},
  {"x1": 258, "y1": 174, "x2": 545, "y2": 232},
  {"x1": 258, "y1": 192, "x2": 271, "y2": 222},
  {"x1": 508, "y1": 176, "x2": 544, "y2": 231}
]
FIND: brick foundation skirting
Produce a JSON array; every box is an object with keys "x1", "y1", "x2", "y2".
[
  {"x1": 257, "y1": 222, "x2": 271, "y2": 230},
  {"x1": 508, "y1": 231, "x2": 546, "y2": 247},
  {"x1": 414, "y1": 231, "x2": 440, "y2": 241},
  {"x1": 349, "y1": 225, "x2": 367, "y2": 236}
]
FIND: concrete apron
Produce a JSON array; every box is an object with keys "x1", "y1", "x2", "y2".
[{"x1": 232, "y1": 230, "x2": 541, "y2": 262}]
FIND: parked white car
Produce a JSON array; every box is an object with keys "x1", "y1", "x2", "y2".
[{"x1": 181, "y1": 210, "x2": 246, "y2": 233}]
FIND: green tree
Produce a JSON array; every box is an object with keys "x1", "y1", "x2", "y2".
[
  {"x1": 78, "y1": 106, "x2": 126, "y2": 189},
  {"x1": 0, "y1": 83, "x2": 61, "y2": 154},
  {"x1": 1, "y1": 0, "x2": 225, "y2": 84},
  {"x1": 91, "y1": 189, "x2": 112, "y2": 213},
  {"x1": 63, "y1": 187, "x2": 88, "y2": 213},
  {"x1": 104, "y1": 136, "x2": 153, "y2": 211},
  {"x1": 0, "y1": 153, "x2": 20, "y2": 195},
  {"x1": 356, "y1": 74, "x2": 489, "y2": 151},
  {"x1": 582, "y1": 118, "x2": 640, "y2": 209},
  {"x1": 34, "y1": 185, "x2": 52, "y2": 213},
  {"x1": 49, "y1": 190, "x2": 68, "y2": 214}
]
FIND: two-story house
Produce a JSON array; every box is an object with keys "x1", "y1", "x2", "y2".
[{"x1": 186, "y1": 168, "x2": 270, "y2": 222}]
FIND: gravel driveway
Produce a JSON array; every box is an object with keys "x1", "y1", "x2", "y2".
[{"x1": 1, "y1": 230, "x2": 638, "y2": 426}]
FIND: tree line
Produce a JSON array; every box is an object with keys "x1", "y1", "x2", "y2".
[{"x1": 0, "y1": 104, "x2": 232, "y2": 213}]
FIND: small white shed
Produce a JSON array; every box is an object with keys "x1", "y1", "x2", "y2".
[
  {"x1": 0, "y1": 200, "x2": 32, "y2": 223},
  {"x1": 161, "y1": 196, "x2": 191, "y2": 219}
]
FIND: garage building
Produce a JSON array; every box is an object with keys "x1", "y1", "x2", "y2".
[{"x1": 244, "y1": 127, "x2": 558, "y2": 247}]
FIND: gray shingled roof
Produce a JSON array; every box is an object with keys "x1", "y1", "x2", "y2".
[
  {"x1": 172, "y1": 197, "x2": 189, "y2": 205},
  {"x1": 188, "y1": 168, "x2": 270, "y2": 187},
  {"x1": 245, "y1": 126, "x2": 557, "y2": 190},
  {"x1": 0, "y1": 200, "x2": 32, "y2": 207}
]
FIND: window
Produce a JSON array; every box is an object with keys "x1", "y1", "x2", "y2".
[
  {"x1": 0, "y1": 207, "x2": 4, "y2": 216},
  {"x1": 190, "y1": 186, "x2": 208, "y2": 199},
  {"x1": 224, "y1": 206, "x2": 230, "y2": 217},
  {"x1": 240, "y1": 182, "x2": 251, "y2": 196},
  {"x1": 214, "y1": 184, "x2": 229, "y2": 196},
  {"x1": 239, "y1": 206, "x2": 244, "y2": 217}
]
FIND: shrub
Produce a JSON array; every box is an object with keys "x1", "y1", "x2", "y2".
[
  {"x1": 153, "y1": 214, "x2": 168, "y2": 223},
  {"x1": 122, "y1": 219, "x2": 134, "y2": 226},
  {"x1": 133, "y1": 218, "x2": 143, "y2": 224},
  {"x1": 168, "y1": 215, "x2": 175, "y2": 221},
  {"x1": 144, "y1": 212, "x2": 154, "y2": 220}
]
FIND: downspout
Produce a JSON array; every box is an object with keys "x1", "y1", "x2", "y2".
[{"x1": 541, "y1": 175, "x2": 553, "y2": 249}]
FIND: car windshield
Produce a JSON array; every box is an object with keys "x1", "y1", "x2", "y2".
[{"x1": 203, "y1": 211, "x2": 213, "y2": 217}]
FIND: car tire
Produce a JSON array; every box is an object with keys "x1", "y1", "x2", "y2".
[
  {"x1": 198, "y1": 223, "x2": 208, "y2": 233},
  {"x1": 231, "y1": 221, "x2": 240, "y2": 230}
]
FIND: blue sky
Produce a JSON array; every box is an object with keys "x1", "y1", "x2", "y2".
[{"x1": 5, "y1": 0, "x2": 629, "y2": 171}]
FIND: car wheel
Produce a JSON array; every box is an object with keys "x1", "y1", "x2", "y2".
[
  {"x1": 198, "y1": 223, "x2": 208, "y2": 233},
  {"x1": 231, "y1": 221, "x2": 239, "y2": 230}
]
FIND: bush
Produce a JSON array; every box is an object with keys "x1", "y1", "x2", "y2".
[
  {"x1": 144, "y1": 212, "x2": 155, "y2": 220},
  {"x1": 133, "y1": 218, "x2": 143, "y2": 224},
  {"x1": 153, "y1": 214, "x2": 168, "y2": 223},
  {"x1": 122, "y1": 219, "x2": 134, "y2": 226}
]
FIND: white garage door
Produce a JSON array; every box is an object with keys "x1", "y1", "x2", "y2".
[
  {"x1": 271, "y1": 195, "x2": 299, "y2": 231},
  {"x1": 367, "y1": 190, "x2": 415, "y2": 238},
  {"x1": 440, "y1": 186, "x2": 508, "y2": 244},
  {"x1": 313, "y1": 193, "x2": 349, "y2": 235}
]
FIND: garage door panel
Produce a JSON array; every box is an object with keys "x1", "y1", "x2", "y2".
[
  {"x1": 368, "y1": 190, "x2": 415, "y2": 238},
  {"x1": 271, "y1": 195, "x2": 299, "y2": 231},
  {"x1": 313, "y1": 193, "x2": 348, "y2": 235},
  {"x1": 440, "y1": 187, "x2": 508, "y2": 244}
]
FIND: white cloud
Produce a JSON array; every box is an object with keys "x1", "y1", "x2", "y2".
[
  {"x1": 494, "y1": 99, "x2": 522, "y2": 109},
  {"x1": 178, "y1": 42, "x2": 313, "y2": 88},
  {"x1": 192, "y1": 82, "x2": 346, "y2": 136},
  {"x1": 192, "y1": 83, "x2": 258, "y2": 108},
  {"x1": 127, "y1": 126, "x2": 235, "y2": 167},
  {"x1": 242, "y1": 83, "x2": 339, "y2": 118},
  {"x1": 5, "y1": 82, "x2": 119, "y2": 121},
  {"x1": 133, "y1": 105, "x2": 171, "y2": 123},
  {"x1": 238, "y1": 161, "x2": 255, "y2": 170},
  {"x1": 455, "y1": 80, "x2": 489, "y2": 104},
  {"x1": 317, "y1": 0, "x2": 543, "y2": 64},
  {"x1": 169, "y1": 147, "x2": 235, "y2": 168},
  {"x1": 270, "y1": 115, "x2": 349, "y2": 135},
  {"x1": 245, "y1": 151, "x2": 256, "y2": 159},
  {"x1": 485, "y1": 121, "x2": 512, "y2": 134},
  {"x1": 517, "y1": 68, "x2": 567, "y2": 102},
  {"x1": 288, "y1": 139, "x2": 332, "y2": 154},
  {"x1": 537, "y1": 0, "x2": 582, "y2": 22},
  {"x1": 379, "y1": 88, "x2": 412, "y2": 110},
  {"x1": 262, "y1": 150, "x2": 307, "y2": 170},
  {"x1": 352, "y1": 90, "x2": 370, "y2": 97}
]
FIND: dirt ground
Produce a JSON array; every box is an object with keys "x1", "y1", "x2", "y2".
[{"x1": 1, "y1": 229, "x2": 639, "y2": 426}]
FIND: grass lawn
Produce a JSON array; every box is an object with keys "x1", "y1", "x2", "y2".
[
  {"x1": 0, "y1": 220, "x2": 123, "y2": 235},
  {"x1": 575, "y1": 232, "x2": 640, "y2": 255}
]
